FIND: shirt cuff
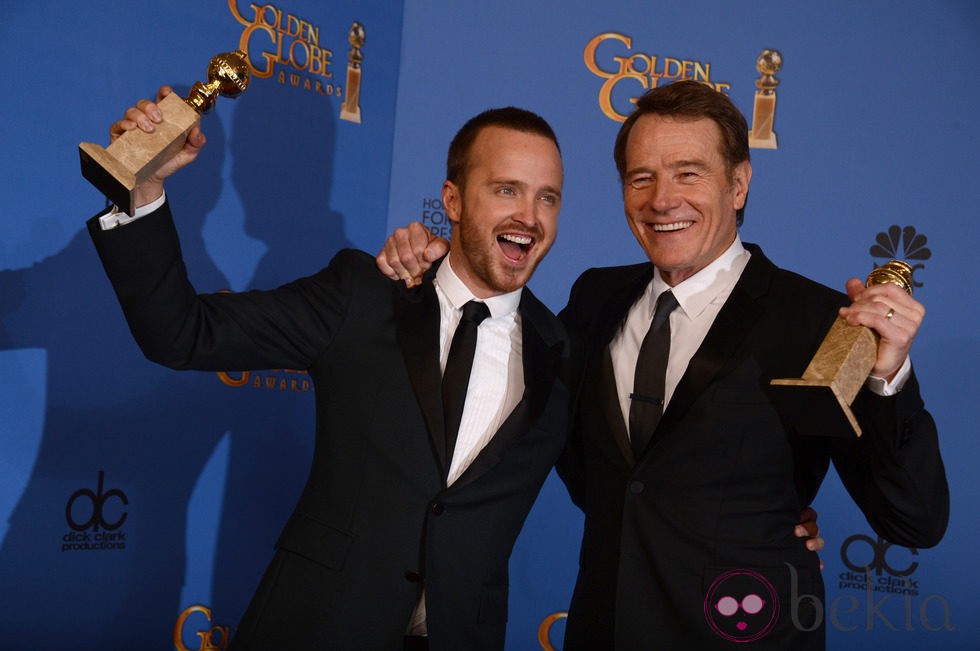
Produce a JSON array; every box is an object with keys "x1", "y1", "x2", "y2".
[
  {"x1": 865, "y1": 355, "x2": 911, "y2": 396},
  {"x1": 98, "y1": 192, "x2": 167, "y2": 230}
]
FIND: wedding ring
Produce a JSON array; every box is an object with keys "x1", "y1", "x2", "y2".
[{"x1": 885, "y1": 307, "x2": 895, "y2": 320}]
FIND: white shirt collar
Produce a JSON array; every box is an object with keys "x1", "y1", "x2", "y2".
[
  {"x1": 650, "y1": 235, "x2": 750, "y2": 320},
  {"x1": 434, "y1": 256, "x2": 522, "y2": 319}
]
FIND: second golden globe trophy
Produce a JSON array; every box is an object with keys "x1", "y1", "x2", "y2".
[
  {"x1": 79, "y1": 50, "x2": 250, "y2": 215},
  {"x1": 340, "y1": 22, "x2": 366, "y2": 124},
  {"x1": 770, "y1": 260, "x2": 914, "y2": 437},
  {"x1": 748, "y1": 49, "x2": 781, "y2": 150}
]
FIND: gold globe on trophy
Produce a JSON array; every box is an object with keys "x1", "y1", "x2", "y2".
[
  {"x1": 79, "y1": 50, "x2": 250, "y2": 214},
  {"x1": 770, "y1": 260, "x2": 914, "y2": 437}
]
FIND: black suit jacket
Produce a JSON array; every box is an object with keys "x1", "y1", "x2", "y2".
[
  {"x1": 88, "y1": 203, "x2": 569, "y2": 650},
  {"x1": 557, "y1": 244, "x2": 948, "y2": 650}
]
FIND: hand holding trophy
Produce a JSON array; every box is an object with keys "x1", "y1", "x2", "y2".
[
  {"x1": 79, "y1": 50, "x2": 250, "y2": 214},
  {"x1": 770, "y1": 260, "x2": 915, "y2": 437}
]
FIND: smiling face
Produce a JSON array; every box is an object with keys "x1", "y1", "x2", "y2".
[
  {"x1": 444, "y1": 125, "x2": 562, "y2": 298},
  {"x1": 623, "y1": 114, "x2": 751, "y2": 286}
]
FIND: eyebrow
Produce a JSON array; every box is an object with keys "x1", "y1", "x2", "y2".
[
  {"x1": 626, "y1": 159, "x2": 711, "y2": 177},
  {"x1": 491, "y1": 178, "x2": 562, "y2": 199}
]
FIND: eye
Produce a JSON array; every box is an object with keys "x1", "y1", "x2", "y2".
[
  {"x1": 742, "y1": 594, "x2": 765, "y2": 615},
  {"x1": 627, "y1": 175, "x2": 654, "y2": 191},
  {"x1": 497, "y1": 186, "x2": 517, "y2": 196},
  {"x1": 715, "y1": 596, "x2": 739, "y2": 617},
  {"x1": 678, "y1": 170, "x2": 700, "y2": 182},
  {"x1": 538, "y1": 193, "x2": 558, "y2": 205}
]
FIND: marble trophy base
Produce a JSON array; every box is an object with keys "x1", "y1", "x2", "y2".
[
  {"x1": 770, "y1": 316, "x2": 878, "y2": 437},
  {"x1": 79, "y1": 93, "x2": 200, "y2": 215}
]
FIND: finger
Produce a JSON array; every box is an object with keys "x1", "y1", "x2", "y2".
[
  {"x1": 382, "y1": 238, "x2": 418, "y2": 285},
  {"x1": 109, "y1": 118, "x2": 140, "y2": 142},
  {"x1": 795, "y1": 522, "x2": 818, "y2": 538},
  {"x1": 839, "y1": 300, "x2": 918, "y2": 343},
  {"x1": 184, "y1": 126, "x2": 206, "y2": 151},
  {"x1": 797, "y1": 506, "x2": 817, "y2": 524},
  {"x1": 846, "y1": 282, "x2": 924, "y2": 320},
  {"x1": 136, "y1": 98, "x2": 164, "y2": 123},
  {"x1": 123, "y1": 103, "x2": 159, "y2": 133},
  {"x1": 377, "y1": 237, "x2": 409, "y2": 281},
  {"x1": 805, "y1": 536, "x2": 825, "y2": 552},
  {"x1": 376, "y1": 249, "x2": 400, "y2": 280},
  {"x1": 407, "y1": 221, "x2": 431, "y2": 253},
  {"x1": 156, "y1": 85, "x2": 174, "y2": 103},
  {"x1": 393, "y1": 229, "x2": 424, "y2": 278},
  {"x1": 422, "y1": 236, "x2": 450, "y2": 263}
]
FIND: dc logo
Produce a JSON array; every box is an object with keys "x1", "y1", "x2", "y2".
[
  {"x1": 704, "y1": 569, "x2": 780, "y2": 643},
  {"x1": 840, "y1": 533, "x2": 918, "y2": 577},
  {"x1": 65, "y1": 470, "x2": 129, "y2": 532}
]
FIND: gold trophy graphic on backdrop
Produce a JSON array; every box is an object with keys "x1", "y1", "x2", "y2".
[
  {"x1": 79, "y1": 50, "x2": 250, "y2": 215},
  {"x1": 748, "y1": 49, "x2": 781, "y2": 149},
  {"x1": 340, "y1": 22, "x2": 366, "y2": 124},
  {"x1": 770, "y1": 260, "x2": 914, "y2": 437}
]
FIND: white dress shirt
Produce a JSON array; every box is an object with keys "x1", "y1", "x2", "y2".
[
  {"x1": 407, "y1": 257, "x2": 524, "y2": 636},
  {"x1": 433, "y1": 258, "x2": 524, "y2": 485}
]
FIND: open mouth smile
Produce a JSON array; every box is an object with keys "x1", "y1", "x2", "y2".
[{"x1": 497, "y1": 233, "x2": 535, "y2": 261}]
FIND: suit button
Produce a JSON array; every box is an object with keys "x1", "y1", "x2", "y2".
[
  {"x1": 630, "y1": 481, "x2": 645, "y2": 494},
  {"x1": 432, "y1": 502, "x2": 445, "y2": 516},
  {"x1": 404, "y1": 570, "x2": 422, "y2": 583}
]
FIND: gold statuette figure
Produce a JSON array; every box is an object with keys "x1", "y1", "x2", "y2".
[
  {"x1": 748, "y1": 49, "x2": 781, "y2": 150},
  {"x1": 770, "y1": 260, "x2": 914, "y2": 437},
  {"x1": 340, "y1": 22, "x2": 366, "y2": 124},
  {"x1": 79, "y1": 50, "x2": 250, "y2": 215}
]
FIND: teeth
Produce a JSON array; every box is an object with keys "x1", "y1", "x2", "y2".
[
  {"x1": 652, "y1": 221, "x2": 693, "y2": 232},
  {"x1": 499, "y1": 233, "x2": 533, "y2": 245}
]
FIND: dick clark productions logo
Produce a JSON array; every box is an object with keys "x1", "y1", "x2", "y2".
[{"x1": 62, "y1": 470, "x2": 128, "y2": 552}]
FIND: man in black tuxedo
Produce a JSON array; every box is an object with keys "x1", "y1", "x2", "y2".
[
  {"x1": 378, "y1": 81, "x2": 948, "y2": 649},
  {"x1": 88, "y1": 91, "x2": 569, "y2": 650}
]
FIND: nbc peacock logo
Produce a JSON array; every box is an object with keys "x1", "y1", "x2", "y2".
[{"x1": 869, "y1": 225, "x2": 931, "y2": 289}]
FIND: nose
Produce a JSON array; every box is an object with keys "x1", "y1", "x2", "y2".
[
  {"x1": 648, "y1": 180, "x2": 679, "y2": 213},
  {"x1": 512, "y1": 195, "x2": 540, "y2": 226}
]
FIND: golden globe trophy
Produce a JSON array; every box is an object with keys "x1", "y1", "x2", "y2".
[
  {"x1": 770, "y1": 260, "x2": 914, "y2": 437},
  {"x1": 748, "y1": 49, "x2": 781, "y2": 150},
  {"x1": 79, "y1": 50, "x2": 250, "y2": 215},
  {"x1": 340, "y1": 22, "x2": 365, "y2": 124}
]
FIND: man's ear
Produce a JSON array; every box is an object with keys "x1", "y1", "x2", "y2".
[
  {"x1": 732, "y1": 160, "x2": 752, "y2": 211},
  {"x1": 442, "y1": 180, "x2": 462, "y2": 226}
]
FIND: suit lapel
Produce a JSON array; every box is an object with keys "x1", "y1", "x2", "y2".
[
  {"x1": 584, "y1": 265, "x2": 653, "y2": 466},
  {"x1": 651, "y1": 247, "x2": 775, "y2": 448},
  {"x1": 451, "y1": 288, "x2": 564, "y2": 490},
  {"x1": 394, "y1": 265, "x2": 449, "y2": 478}
]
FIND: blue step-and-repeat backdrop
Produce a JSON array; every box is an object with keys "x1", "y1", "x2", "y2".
[{"x1": 1, "y1": 1, "x2": 977, "y2": 649}]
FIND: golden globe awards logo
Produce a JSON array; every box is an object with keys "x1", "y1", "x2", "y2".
[
  {"x1": 584, "y1": 32, "x2": 732, "y2": 122},
  {"x1": 584, "y1": 35, "x2": 783, "y2": 150},
  {"x1": 229, "y1": 0, "x2": 364, "y2": 121},
  {"x1": 175, "y1": 605, "x2": 233, "y2": 651},
  {"x1": 216, "y1": 368, "x2": 312, "y2": 393}
]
